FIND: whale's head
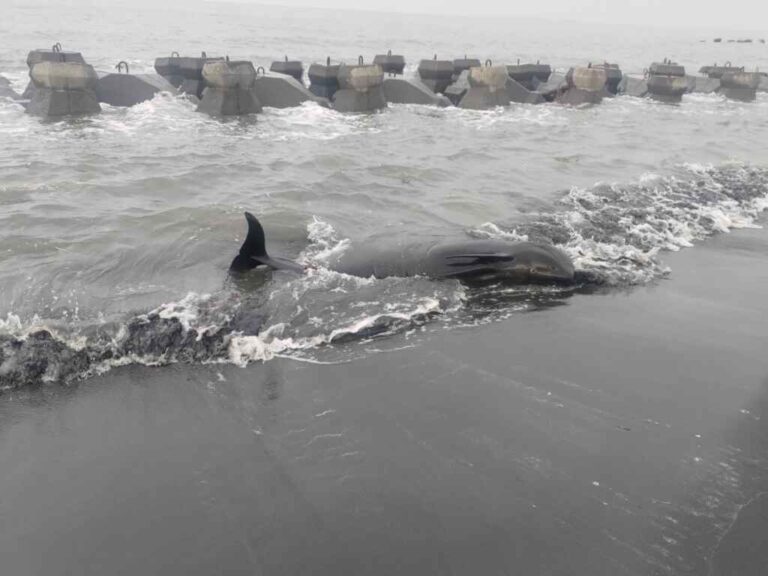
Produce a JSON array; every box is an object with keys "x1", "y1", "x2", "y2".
[
  {"x1": 505, "y1": 242, "x2": 575, "y2": 285},
  {"x1": 430, "y1": 240, "x2": 575, "y2": 285}
]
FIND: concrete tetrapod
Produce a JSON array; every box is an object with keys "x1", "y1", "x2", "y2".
[
  {"x1": 719, "y1": 71, "x2": 761, "y2": 102},
  {"x1": 505, "y1": 76, "x2": 545, "y2": 104},
  {"x1": 373, "y1": 51, "x2": 406, "y2": 76},
  {"x1": 649, "y1": 60, "x2": 686, "y2": 77},
  {"x1": 534, "y1": 72, "x2": 567, "y2": 102},
  {"x1": 332, "y1": 60, "x2": 387, "y2": 113},
  {"x1": 458, "y1": 63, "x2": 511, "y2": 109},
  {"x1": 593, "y1": 62, "x2": 622, "y2": 94},
  {"x1": 443, "y1": 70, "x2": 470, "y2": 105},
  {"x1": 382, "y1": 77, "x2": 450, "y2": 106},
  {"x1": 269, "y1": 57, "x2": 304, "y2": 84},
  {"x1": 0, "y1": 75, "x2": 20, "y2": 100},
  {"x1": 646, "y1": 60, "x2": 688, "y2": 102},
  {"x1": 96, "y1": 61, "x2": 177, "y2": 107},
  {"x1": 197, "y1": 60, "x2": 262, "y2": 116},
  {"x1": 155, "y1": 53, "x2": 223, "y2": 100},
  {"x1": 507, "y1": 61, "x2": 552, "y2": 90},
  {"x1": 22, "y1": 44, "x2": 87, "y2": 99},
  {"x1": 154, "y1": 53, "x2": 183, "y2": 88},
  {"x1": 417, "y1": 57, "x2": 454, "y2": 94},
  {"x1": 26, "y1": 61, "x2": 101, "y2": 117},
  {"x1": 700, "y1": 63, "x2": 743, "y2": 79},
  {"x1": 685, "y1": 75, "x2": 721, "y2": 94},
  {"x1": 308, "y1": 58, "x2": 341, "y2": 100},
  {"x1": 452, "y1": 57, "x2": 482, "y2": 79},
  {"x1": 253, "y1": 71, "x2": 328, "y2": 108},
  {"x1": 557, "y1": 66, "x2": 607, "y2": 105},
  {"x1": 617, "y1": 75, "x2": 649, "y2": 97}
]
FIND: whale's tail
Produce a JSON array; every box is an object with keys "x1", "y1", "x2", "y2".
[{"x1": 230, "y1": 212, "x2": 304, "y2": 273}]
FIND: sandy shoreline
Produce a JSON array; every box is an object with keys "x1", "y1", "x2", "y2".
[{"x1": 2, "y1": 225, "x2": 767, "y2": 575}]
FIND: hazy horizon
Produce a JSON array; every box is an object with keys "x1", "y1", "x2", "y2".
[
  {"x1": 208, "y1": 0, "x2": 768, "y2": 32},
  {"x1": 8, "y1": 0, "x2": 768, "y2": 32}
]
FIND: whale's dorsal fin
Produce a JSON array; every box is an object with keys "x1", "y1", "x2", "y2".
[
  {"x1": 241, "y1": 212, "x2": 268, "y2": 260},
  {"x1": 230, "y1": 212, "x2": 304, "y2": 273}
]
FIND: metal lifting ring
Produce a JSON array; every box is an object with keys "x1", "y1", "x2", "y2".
[
  {"x1": 52, "y1": 42, "x2": 62, "y2": 53},
  {"x1": 255, "y1": 66, "x2": 265, "y2": 77},
  {"x1": 116, "y1": 61, "x2": 129, "y2": 74},
  {"x1": 485, "y1": 59, "x2": 492, "y2": 67},
  {"x1": 171, "y1": 51, "x2": 180, "y2": 58},
  {"x1": 358, "y1": 55, "x2": 364, "y2": 65}
]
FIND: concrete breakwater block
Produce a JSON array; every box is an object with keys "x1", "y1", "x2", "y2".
[
  {"x1": 308, "y1": 59, "x2": 341, "y2": 100},
  {"x1": 507, "y1": 62, "x2": 552, "y2": 90},
  {"x1": 719, "y1": 71, "x2": 761, "y2": 101},
  {"x1": 269, "y1": 57, "x2": 304, "y2": 83},
  {"x1": 443, "y1": 70, "x2": 469, "y2": 105},
  {"x1": 253, "y1": 71, "x2": 328, "y2": 108},
  {"x1": 373, "y1": 51, "x2": 406, "y2": 76},
  {"x1": 593, "y1": 62, "x2": 622, "y2": 94},
  {"x1": 96, "y1": 61, "x2": 176, "y2": 107},
  {"x1": 154, "y1": 53, "x2": 223, "y2": 100},
  {"x1": 417, "y1": 57, "x2": 454, "y2": 94},
  {"x1": 154, "y1": 53, "x2": 183, "y2": 87},
  {"x1": 0, "y1": 75, "x2": 20, "y2": 100},
  {"x1": 617, "y1": 75, "x2": 648, "y2": 98},
  {"x1": 453, "y1": 57, "x2": 481, "y2": 78},
  {"x1": 649, "y1": 60, "x2": 685, "y2": 77},
  {"x1": 567, "y1": 66, "x2": 608, "y2": 92},
  {"x1": 506, "y1": 76, "x2": 545, "y2": 104},
  {"x1": 23, "y1": 44, "x2": 87, "y2": 99},
  {"x1": 647, "y1": 75, "x2": 689, "y2": 102},
  {"x1": 534, "y1": 72, "x2": 566, "y2": 101},
  {"x1": 26, "y1": 43, "x2": 85, "y2": 68},
  {"x1": 557, "y1": 88, "x2": 605, "y2": 105},
  {"x1": 26, "y1": 61, "x2": 101, "y2": 116},
  {"x1": 332, "y1": 61, "x2": 386, "y2": 112},
  {"x1": 382, "y1": 77, "x2": 450, "y2": 106},
  {"x1": 685, "y1": 76, "x2": 720, "y2": 94},
  {"x1": 197, "y1": 60, "x2": 262, "y2": 116},
  {"x1": 645, "y1": 60, "x2": 688, "y2": 102},
  {"x1": 458, "y1": 64, "x2": 511, "y2": 109},
  {"x1": 557, "y1": 67, "x2": 607, "y2": 105},
  {"x1": 700, "y1": 64, "x2": 743, "y2": 79}
]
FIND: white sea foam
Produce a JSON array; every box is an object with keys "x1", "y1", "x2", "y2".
[
  {"x1": 474, "y1": 164, "x2": 768, "y2": 285},
  {"x1": 228, "y1": 295, "x2": 446, "y2": 366}
]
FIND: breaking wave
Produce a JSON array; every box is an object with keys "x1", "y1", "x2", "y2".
[
  {"x1": 473, "y1": 163, "x2": 768, "y2": 285},
  {"x1": 2, "y1": 163, "x2": 767, "y2": 391}
]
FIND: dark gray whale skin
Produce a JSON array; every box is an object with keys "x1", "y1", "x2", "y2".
[{"x1": 231, "y1": 212, "x2": 575, "y2": 285}]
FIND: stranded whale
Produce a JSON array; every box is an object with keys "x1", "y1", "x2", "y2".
[{"x1": 230, "y1": 212, "x2": 575, "y2": 285}]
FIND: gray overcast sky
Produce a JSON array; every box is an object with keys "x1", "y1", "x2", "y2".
[{"x1": 225, "y1": 0, "x2": 768, "y2": 30}]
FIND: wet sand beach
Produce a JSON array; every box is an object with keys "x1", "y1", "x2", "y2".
[{"x1": 2, "y1": 224, "x2": 767, "y2": 575}]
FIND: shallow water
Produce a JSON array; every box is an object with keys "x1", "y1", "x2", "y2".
[{"x1": 1, "y1": 1, "x2": 768, "y2": 386}]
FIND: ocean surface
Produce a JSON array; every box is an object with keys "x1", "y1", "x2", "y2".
[
  {"x1": 2, "y1": 2, "x2": 768, "y2": 575},
  {"x1": 2, "y1": 1, "x2": 768, "y2": 385}
]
